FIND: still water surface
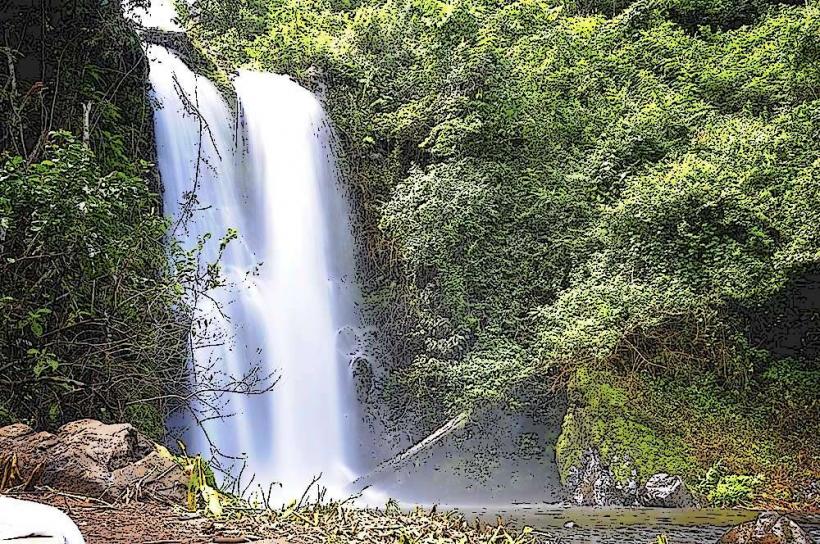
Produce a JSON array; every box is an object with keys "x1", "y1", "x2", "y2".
[{"x1": 462, "y1": 506, "x2": 820, "y2": 543}]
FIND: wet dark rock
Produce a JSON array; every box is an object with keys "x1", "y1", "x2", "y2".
[
  {"x1": 613, "y1": 455, "x2": 640, "y2": 506},
  {"x1": 565, "y1": 450, "x2": 623, "y2": 506},
  {"x1": 638, "y1": 473, "x2": 696, "y2": 508},
  {"x1": 718, "y1": 512, "x2": 813, "y2": 544}
]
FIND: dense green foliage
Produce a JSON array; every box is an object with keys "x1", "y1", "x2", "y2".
[
  {"x1": 0, "y1": 134, "x2": 191, "y2": 436},
  {"x1": 1, "y1": 0, "x2": 153, "y2": 168},
  {"x1": 0, "y1": 1, "x2": 192, "y2": 438},
  {"x1": 186, "y1": 0, "x2": 820, "y2": 501}
]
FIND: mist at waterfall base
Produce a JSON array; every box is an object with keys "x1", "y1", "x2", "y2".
[
  {"x1": 147, "y1": 46, "x2": 563, "y2": 507},
  {"x1": 148, "y1": 46, "x2": 373, "y2": 504}
]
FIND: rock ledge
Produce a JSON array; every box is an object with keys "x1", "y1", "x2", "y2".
[{"x1": 0, "y1": 419, "x2": 186, "y2": 503}]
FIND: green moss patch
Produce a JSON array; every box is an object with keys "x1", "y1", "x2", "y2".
[
  {"x1": 556, "y1": 367, "x2": 696, "y2": 485},
  {"x1": 556, "y1": 364, "x2": 820, "y2": 506}
]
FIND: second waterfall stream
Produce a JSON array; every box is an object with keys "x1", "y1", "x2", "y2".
[{"x1": 147, "y1": 45, "x2": 367, "y2": 503}]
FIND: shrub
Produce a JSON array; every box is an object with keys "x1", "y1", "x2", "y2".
[
  {"x1": 695, "y1": 461, "x2": 764, "y2": 506},
  {"x1": 0, "y1": 133, "x2": 191, "y2": 431}
]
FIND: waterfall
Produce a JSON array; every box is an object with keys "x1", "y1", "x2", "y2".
[{"x1": 147, "y1": 45, "x2": 365, "y2": 503}]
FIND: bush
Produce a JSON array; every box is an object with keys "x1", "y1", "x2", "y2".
[
  {"x1": 695, "y1": 461, "x2": 764, "y2": 506},
  {"x1": 0, "y1": 133, "x2": 191, "y2": 431}
]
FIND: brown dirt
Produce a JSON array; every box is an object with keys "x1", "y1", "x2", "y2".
[
  {"x1": 5, "y1": 490, "x2": 537, "y2": 544},
  {"x1": 7, "y1": 491, "x2": 288, "y2": 544}
]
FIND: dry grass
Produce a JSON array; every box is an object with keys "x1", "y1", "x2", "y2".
[
  {"x1": 11, "y1": 489, "x2": 545, "y2": 544},
  {"x1": 216, "y1": 500, "x2": 541, "y2": 544}
]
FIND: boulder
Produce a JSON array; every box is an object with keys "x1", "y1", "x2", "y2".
[
  {"x1": 0, "y1": 419, "x2": 186, "y2": 503},
  {"x1": 0, "y1": 425, "x2": 58, "y2": 488},
  {"x1": 565, "y1": 450, "x2": 623, "y2": 506},
  {"x1": 795, "y1": 479, "x2": 820, "y2": 507},
  {"x1": 0, "y1": 423, "x2": 36, "y2": 439},
  {"x1": 718, "y1": 512, "x2": 814, "y2": 544},
  {"x1": 112, "y1": 451, "x2": 188, "y2": 500},
  {"x1": 638, "y1": 473, "x2": 695, "y2": 508}
]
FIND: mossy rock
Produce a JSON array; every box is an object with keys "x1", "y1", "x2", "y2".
[{"x1": 555, "y1": 367, "x2": 698, "y2": 485}]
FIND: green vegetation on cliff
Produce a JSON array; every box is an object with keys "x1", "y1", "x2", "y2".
[
  {"x1": 558, "y1": 365, "x2": 818, "y2": 503},
  {"x1": 0, "y1": 0, "x2": 816, "y2": 507},
  {"x1": 185, "y1": 0, "x2": 820, "y2": 503}
]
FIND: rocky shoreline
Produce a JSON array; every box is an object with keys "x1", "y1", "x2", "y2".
[
  {"x1": 0, "y1": 420, "x2": 816, "y2": 544},
  {"x1": 0, "y1": 420, "x2": 186, "y2": 504},
  {"x1": 566, "y1": 450, "x2": 696, "y2": 508}
]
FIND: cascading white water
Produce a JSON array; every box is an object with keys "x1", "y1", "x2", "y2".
[{"x1": 147, "y1": 46, "x2": 366, "y2": 503}]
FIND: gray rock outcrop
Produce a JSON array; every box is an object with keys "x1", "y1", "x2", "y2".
[
  {"x1": 638, "y1": 473, "x2": 695, "y2": 507},
  {"x1": 0, "y1": 419, "x2": 186, "y2": 503},
  {"x1": 565, "y1": 450, "x2": 623, "y2": 506}
]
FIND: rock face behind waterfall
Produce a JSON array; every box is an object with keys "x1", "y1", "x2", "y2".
[{"x1": 0, "y1": 420, "x2": 186, "y2": 502}]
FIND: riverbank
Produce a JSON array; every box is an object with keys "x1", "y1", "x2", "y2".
[
  {"x1": 3, "y1": 420, "x2": 819, "y2": 544},
  {"x1": 4, "y1": 419, "x2": 820, "y2": 544},
  {"x1": 467, "y1": 505, "x2": 820, "y2": 543},
  {"x1": 9, "y1": 489, "x2": 820, "y2": 544},
  {"x1": 7, "y1": 490, "x2": 538, "y2": 544}
]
